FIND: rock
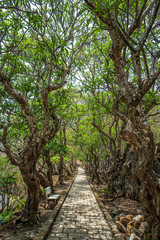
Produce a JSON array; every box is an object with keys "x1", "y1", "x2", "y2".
[
  {"x1": 119, "y1": 216, "x2": 130, "y2": 226},
  {"x1": 132, "y1": 215, "x2": 144, "y2": 229},
  {"x1": 127, "y1": 222, "x2": 139, "y2": 235},
  {"x1": 119, "y1": 215, "x2": 133, "y2": 227},
  {"x1": 125, "y1": 215, "x2": 134, "y2": 221},
  {"x1": 119, "y1": 213, "x2": 126, "y2": 217},
  {"x1": 112, "y1": 209, "x2": 123, "y2": 216},
  {"x1": 116, "y1": 221, "x2": 127, "y2": 233},
  {"x1": 138, "y1": 221, "x2": 150, "y2": 237},
  {"x1": 129, "y1": 233, "x2": 141, "y2": 240},
  {"x1": 115, "y1": 215, "x2": 119, "y2": 221}
]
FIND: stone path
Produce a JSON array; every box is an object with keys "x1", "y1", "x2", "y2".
[{"x1": 47, "y1": 168, "x2": 113, "y2": 240}]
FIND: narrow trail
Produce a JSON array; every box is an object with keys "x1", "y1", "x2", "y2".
[{"x1": 47, "y1": 168, "x2": 113, "y2": 240}]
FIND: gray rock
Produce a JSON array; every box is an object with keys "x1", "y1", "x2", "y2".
[
  {"x1": 112, "y1": 209, "x2": 122, "y2": 216},
  {"x1": 138, "y1": 221, "x2": 149, "y2": 237},
  {"x1": 129, "y1": 233, "x2": 141, "y2": 240}
]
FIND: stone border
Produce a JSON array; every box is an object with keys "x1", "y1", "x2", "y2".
[
  {"x1": 33, "y1": 172, "x2": 77, "y2": 240},
  {"x1": 88, "y1": 179, "x2": 125, "y2": 240},
  {"x1": 98, "y1": 202, "x2": 125, "y2": 240}
]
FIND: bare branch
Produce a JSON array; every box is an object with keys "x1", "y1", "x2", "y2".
[
  {"x1": 2, "y1": 125, "x2": 19, "y2": 166},
  {"x1": 0, "y1": 5, "x2": 37, "y2": 14},
  {"x1": 116, "y1": 21, "x2": 137, "y2": 53},
  {"x1": 150, "y1": 50, "x2": 160, "y2": 76},
  {"x1": 38, "y1": 80, "x2": 67, "y2": 149},
  {"x1": 92, "y1": 121, "x2": 116, "y2": 146},
  {"x1": 135, "y1": 52, "x2": 142, "y2": 88},
  {"x1": 135, "y1": 0, "x2": 139, "y2": 16},
  {"x1": 137, "y1": 1, "x2": 160, "y2": 50},
  {"x1": 42, "y1": 80, "x2": 67, "y2": 117},
  {"x1": 142, "y1": 48, "x2": 150, "y2": 80},
  {"x1": 141, "y1": 0, "x2": 158, "y2": 21},
  {"x1": 128, "y1": 0, "x2": 148, "y2": 35},
  {"x1": 143, "y1": 67, "x2": 160, "y2": 93},
  {"x1": 147, "y1": 112, "x2": 160, "y2": 118},
  {"x1": 0, "y1": 72, "x2": 37, "y2": 133},
  {"x1": 145, "y1": 102, "x2": 160, "y2": 115}
]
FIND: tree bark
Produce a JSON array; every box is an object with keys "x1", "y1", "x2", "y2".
[
  {"x1": 37, "y1": 171, "x2": 50, "y2": 189},
  {"x1": 106, "y1": 151, "x2": 126, "y2": 195},
  {"x1": 19, "y1": 164, "x2": 40, "y2": 222},
  {"x1": 0, "y1": 73, "x2": 64, "y2": 221},
  {"x1": 121, "y1": 107, "x2": 160, "y2": 239},
  {"x1": 44, "y1": 150, "x2": 54, "y2": 192},
  {"x1": 84, "y1": 1, "x2": 160, "y2": 237},
  {"x1": 58, "y1": 154, "x2": 64, "y2": 185},
  {"x1": 91, "y1": 150, "x2": 102, "y2": 184}
]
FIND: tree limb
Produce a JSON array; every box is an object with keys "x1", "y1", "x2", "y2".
[
  {"x1": 38, "y1": 81, "x2": 66, "y2": 150},
  {"x1": 0, "y1": 72, "x2": 37, "y2": 133},
  {"x1": 116, "y1": 21, "x2": 137, "y2": 53},
  {"x1": 128, "y1": 0, "x2": 148, "y2": 35},
  {"x1": 92, "y1": 121, "x2": 116, "y2": 147},
  {"x1": 2, "y1": 125, "x2": 20, "y2": 166},
  {"x1": 137, "y1": 0, "x2": 160, "y2": 50}
]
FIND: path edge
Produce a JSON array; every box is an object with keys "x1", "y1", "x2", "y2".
[
  {"x1": 33, "y1": 172, "x2": 77, "y2": 240},
  {"x1": 87, "y1": 177, "x2": 125, "y2": 240}
]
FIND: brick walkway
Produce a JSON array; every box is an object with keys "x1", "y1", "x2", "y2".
[{"x1": 47, "y1": 168, "x2": 113, "y2": 240}]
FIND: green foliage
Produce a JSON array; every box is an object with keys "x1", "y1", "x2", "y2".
[
  {"x1": 0, "y1": 173, "x2": 17, "y2": 189},
  {"x1": 0, "y1": 156, "x2": 19, "y2": 191},
  {"x1": 101, "y1": 186, "x2": 113, "y2": 197},
  {"x1": 0, "y1": 195, "x2": 25, "y2": 226},
  {"x1": 50, "y1": 154, "x2": 71, "y2": 164},
  {"x1": 0, "y1": 0, "x2": 94, "y2": 153},
  {"x1": 44, "y1": 137, "x2": 68, "y2": 155},
  {"x1": 0, "y1": 1, "x2": 160, "y2": 227}
]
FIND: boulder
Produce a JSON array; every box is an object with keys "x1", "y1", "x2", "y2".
[
  {"x1": 115, "y1": 215, "x2": 119, "y2": 221},
  {"x1": 119, "y1": 215, "x2": 133, "y2": 227},
  {"x1": 129, "y1": 233, "x2": 141, "y2": 240},
  {"x1": 115, "y1": 221, "x2": 127, "y2": 233},
  {"x1": 127, "y1": 223, "x2": 139, "y2": 235},
  {"x1": 119, "y1": 216, "x2": 131, "y2": 227},
  {"x1": 138, "y1": 221, "x2": 149, "y2": 237},
  {"x1": 126, "y1": 214, "x2": 134, "y2": 220},
  {"x1": 112, "y1": 209, "x2": 123, "y2": 216},
  {"x1": 132, "y1": 215, "x2": 144, "y2": 229},
  {"x1": 119, "y1": 213, "x2": 126, "y2": 218}
]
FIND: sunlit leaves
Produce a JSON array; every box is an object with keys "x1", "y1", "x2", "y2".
[
  {"x1": 44, "y1": 137, "x2": 68, "y2": 155},
  {"x1": 0, "y1": 156, "x2": 19, "y2": 189}
]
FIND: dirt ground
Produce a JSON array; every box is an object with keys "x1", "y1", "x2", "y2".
[
  {"x1": 90, "y1": 182, "x2": 145, "y2": 239},
  {"x1": 91, "y1": 183, "x2": 142, "y2": 216},
  {"x1": 0, "y1": 208, "x2": 52, "y2": 240}
]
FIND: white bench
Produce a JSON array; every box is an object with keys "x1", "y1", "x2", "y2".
[{"x1": 44, "y1": 186, "x2": 60, "y2": 206}]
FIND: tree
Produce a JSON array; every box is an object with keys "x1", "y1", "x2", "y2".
[
  {"x1": 84, "y1": 0, "x2": 160, "y2": 238},
  {"x1": 0, "y1": 0, "x2": 94, "y2": 221}
]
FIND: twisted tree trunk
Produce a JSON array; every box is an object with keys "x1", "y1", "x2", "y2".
[
  {"x1": 121, "y1": 107, "x2": 160, "y2": 239},
  {"x1": 19, "y1": 161, "x2": 40, "y2": 222},
  {"x1": 0, "y1": 72, "x2": 65, "y2": 222},
  {"x1": 84, "y1": 1, "x2": 160, "y2": 238},
  {"x1": 58, "y1": 155, "x2": 64, "y2": 185}
]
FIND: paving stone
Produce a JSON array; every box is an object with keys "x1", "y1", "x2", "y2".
[
  {"x1": 63, "y1": 228, "x2": 75, "y2": 233},
  {"x1": 46, "y1": 168, "x2": 113, "y2": 239},
  {"x1": 47, "y1": 238, "x2": 60, "y2": 240}
]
